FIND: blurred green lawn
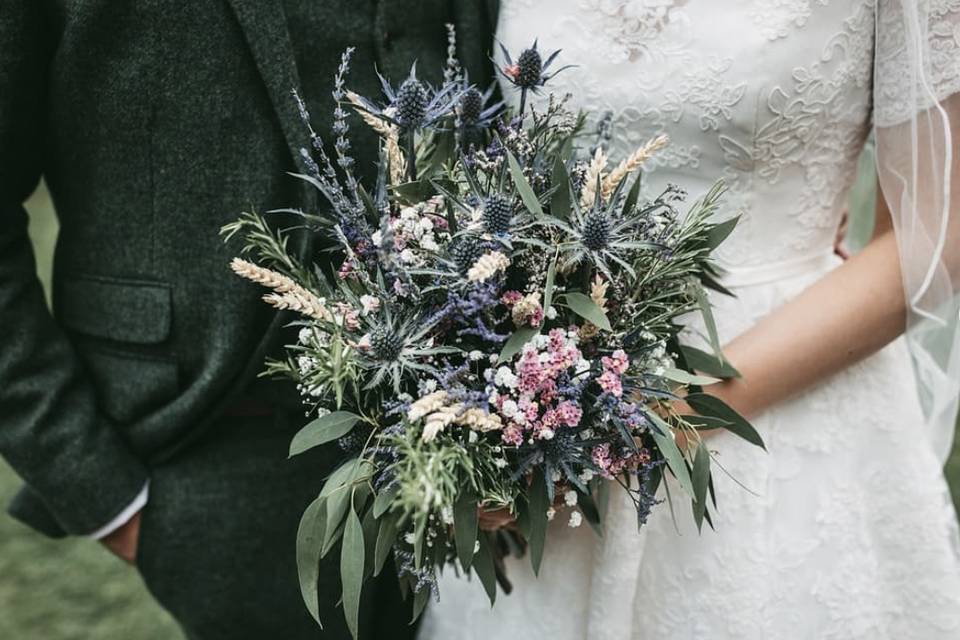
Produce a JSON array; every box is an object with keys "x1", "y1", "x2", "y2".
[{"x1": 4, "y1": 173, "x2": 960, "y2": 639}]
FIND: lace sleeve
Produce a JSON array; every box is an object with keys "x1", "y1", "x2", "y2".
[
  {"x1": 874, "y1": 0, "x2": 960, "y2": 462},
  {"x1": 874, "y1": 0, "x2": 960, "y2": 127}
]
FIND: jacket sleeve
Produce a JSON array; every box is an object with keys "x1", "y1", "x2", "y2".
[{"x1": 0, "y1": 1, "x2": 149, "y2": 536}]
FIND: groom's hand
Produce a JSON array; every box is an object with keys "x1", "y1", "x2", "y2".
[{"x1": 100, "y1": 511, "x2": 142, "y2": 564}]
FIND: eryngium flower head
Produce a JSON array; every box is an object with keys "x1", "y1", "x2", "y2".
[
  {"x1": 482, "y1": 194, "x2": 513, "y2": 234},
  {"x1": 516, "y1": 48, "x2": 543, "y2": 88},
  {"x1": 498, "y1": 41, "x2": 572, "y2": 92},
  {"x1": 450, "y1": 235, "x2": 485, "y2": 274},
  {"x1": 459, "y1": 87, "x2": 484, "y2": 125},
  {"x1": 395, "y1": 78, "x2": 428, "y2": 129},
  {"x1": 581, "y1": 210, "x2": 612, "y2": 250},
  {"x1": 370, "y1": 326, "x2": 404, "y2": 361}
]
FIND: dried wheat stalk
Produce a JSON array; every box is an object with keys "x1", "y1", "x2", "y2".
[
  {"x1": 231, "y1": 258, "x2": 332, "y2": 322},
  {"x1": 344, "y1": 91, "x2": 405, "y2": 184},
  {"x1": 578, "y1": 147, "x2": 609, "y2": 209},
  {"x1": 601, "y1": 134, "x2": 669, "y2": 200}
]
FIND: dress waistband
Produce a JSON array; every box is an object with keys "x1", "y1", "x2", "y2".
[{"x1": 719, "y1": 250, "x2": 840, "y2": 289}]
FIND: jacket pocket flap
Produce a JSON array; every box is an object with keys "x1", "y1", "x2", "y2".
[{"x1": 58, "y1": 275, "x2": 172, "y2": 344}]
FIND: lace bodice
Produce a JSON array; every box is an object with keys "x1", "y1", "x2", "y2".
[{"x1": 497, "y1": 0, "x2": 960, "y2": 275}]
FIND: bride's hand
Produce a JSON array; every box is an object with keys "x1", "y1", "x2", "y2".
[{"x1": 477, "y1": 506, "x2": 517, "y2": 531}]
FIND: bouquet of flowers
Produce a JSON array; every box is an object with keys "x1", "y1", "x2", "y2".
[{"x1": 223, "y1": 31, "x2": 763, "y2": 637}]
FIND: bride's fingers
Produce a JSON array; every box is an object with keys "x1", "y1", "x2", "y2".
[{"x1": 477, "y1": 507, "x2": 516, "y2": 531}]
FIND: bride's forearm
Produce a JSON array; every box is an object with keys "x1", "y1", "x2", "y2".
[{"x1": 709, "y1": 230, "x2": 905, "y2": 419}]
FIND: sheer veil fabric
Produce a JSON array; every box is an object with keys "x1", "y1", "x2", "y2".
[{"x1": 876, "y1": 0, "x2": 960, "y2": 462}]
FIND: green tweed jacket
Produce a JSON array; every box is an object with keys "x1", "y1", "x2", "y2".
[{"x1": 0, "y1": 0, "x2": 498, "y2": 537}]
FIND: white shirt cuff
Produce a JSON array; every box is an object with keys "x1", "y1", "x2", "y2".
[{"x1": 89, "y1": 481, "x2": 150, "y2": 540}]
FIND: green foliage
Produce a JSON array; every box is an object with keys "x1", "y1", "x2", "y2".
[
  {"x1": 220, "y1": 210, "x2": 318, "y2": 288},
  {"x1": 499, "y1": 326, "x2": 538, "y2": 362},
  {"x1": 453, "y1": 491, "x2": 479, "y2": 571},
  {"x1": 506, "y1": 149, "x2": 544, "y2": 217},
  {"x1": 340, "y1": 505, "x2": 365, "y2": 638},
  {"x1": 561, "y1": 292, "x2": 612, "y2": 331},
  {"x1": 297, "y1": 495, "x2": 329, "y2": 626},
  {"x1": 289, "y1": 411, "x2": 362, "y2": 457},
  {"x1": 527, "y1": 469, "x2": 549, "y2": 576}
]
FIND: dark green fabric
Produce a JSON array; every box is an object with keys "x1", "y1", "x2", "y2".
[
  {"x1": 136, "y1": 409, "x2": 414, "y2": 640},
  {"x1": 0, "y1": 0, "x2": 497, "y2": 637}
]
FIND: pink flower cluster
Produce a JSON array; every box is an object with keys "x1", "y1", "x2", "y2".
[
  {"x1": 488, "y1": 328, "x2": 589, "y2": 445},
  {"x1": 597, "y1": 349, "x2": 629, "y2": 397},
  {"x1": 592, "y1": 442, "x2": 652, "y2": 478}
]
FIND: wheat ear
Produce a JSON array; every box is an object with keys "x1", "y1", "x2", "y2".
[
  {"x1": 231, "y1": 258, "x2": 332, "y2": 322},
  {"x1": 601, "y1": 134, "x2": 669, "y2": 200},
  {"x1": 578, "y1": 147, "x2": 609, "y2": 209},
  {"x1": 344, "y1": 91, "x2": 393, "y2": 137},
  {"x1": 343, "y1": 92, "x2": 405, "y2": 184}
]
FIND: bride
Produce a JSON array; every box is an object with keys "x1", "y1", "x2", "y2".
[{"x1": 421, "y1": 1, "x2": 960, "y2": 638}]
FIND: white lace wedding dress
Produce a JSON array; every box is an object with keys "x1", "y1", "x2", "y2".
[{"x1": 420, "y1": 1, "x2": 960, "y2": 638}]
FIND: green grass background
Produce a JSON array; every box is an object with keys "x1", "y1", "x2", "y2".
[{"x1": 3, "y1": 166, "x2": 960, "y2": 638}]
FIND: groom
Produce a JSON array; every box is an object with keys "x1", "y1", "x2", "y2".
[{"x1": 0, "y1": 1, "x2": 497, "y2": 638}]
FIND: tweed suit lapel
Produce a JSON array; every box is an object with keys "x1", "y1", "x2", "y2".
[{"x1": 225, "y1": 0, "x2": 307, "y2": 172}]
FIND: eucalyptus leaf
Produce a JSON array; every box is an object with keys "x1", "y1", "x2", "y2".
[
  {"x1": 361, "y1": 508, "x2": 378, "y2": 581},
  {"x1": 527, "y1": 469, "x2": 549, "y2": 576},
  {"x1": 374, "y1": 512, "x2": 399, "y2": 577},
  {"x1": 324, "y1": 473, "x2": 370, "y2": 555},
  {"x1": 543, "y1": 255, "x2": 558, "y2": 313},
  {"x1": 705, "y1": 215, "x2": 740, "y2": 250},
  {"x1": 473, "y1": 533, "x2": 498, "y2": 606},
  {"x1": 562, "y1": 292, "x2": 612, "y2": 331},
  {"x1": 296, "y1": 495, "x2": 327, "y2": 627},
  {"x1": 413, "y1": 513, "x2": 426, "y2": 569},
  {"x1": 290, "y1": 412, "x2": 361, "y2": 457},
  {"x1": 647, "y1": 411, "x2": 695, "y2": 496},
  {"x1": 499, "y1": 326, "x2": 538, "y2": 362},
  {"x1": 679, "y1": 345, "x2": 741, "y2": 379},
  {"x1": 550, "y1": 156, "x2": 571, "y2": 220},
  {"x1": 411, "y1": 586, "x2": 431, "y2": 622},
  {"x1": 453, "y1": 491, "x2": 479, "y2": 572},
  {"x1": 506, "y1": 150, "x2": 544, "y2": 217},
  {"x1": 692, "y1": 441, "x2": 711, "y2": 532},
  {"x1": 372, "y1": 483, "x2": 399, "y2": 519},
  {"x1": 577, "y1": 489, "x2": 604, "y2": 537},
  {"x1": 340, "y1": 505, "x2": 365, "y2": 639},
  {"x1": 685, "y1": 393, "x2": 766, "y2": 450},
  {"x1": 319, "y1": 458, "x2": 364, "y2": 499},
  {"x1": 662, "y1": 367, "x2": 721, "y2": 387},
  {"x1": 692, "y1": 283, "x2": 722, "y2": 358}
]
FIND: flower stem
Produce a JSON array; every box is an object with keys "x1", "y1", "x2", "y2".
[
  {"x1": 518, "y1": 88, "x2": 528, "y2": 127},
  {"x1": 405, "y1": 130, "x2": 417, "y2": 182}
]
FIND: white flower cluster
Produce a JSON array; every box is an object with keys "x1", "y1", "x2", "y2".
[
  {"x1": 296, "y1": 326, "x2": 330, "y2": 397},
  {"x1": 635, "y1": 332, "x2": 673, "y2": 376},
  {"x1": 371, "y1": 197, "x2": 447, "y2": 266}
]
